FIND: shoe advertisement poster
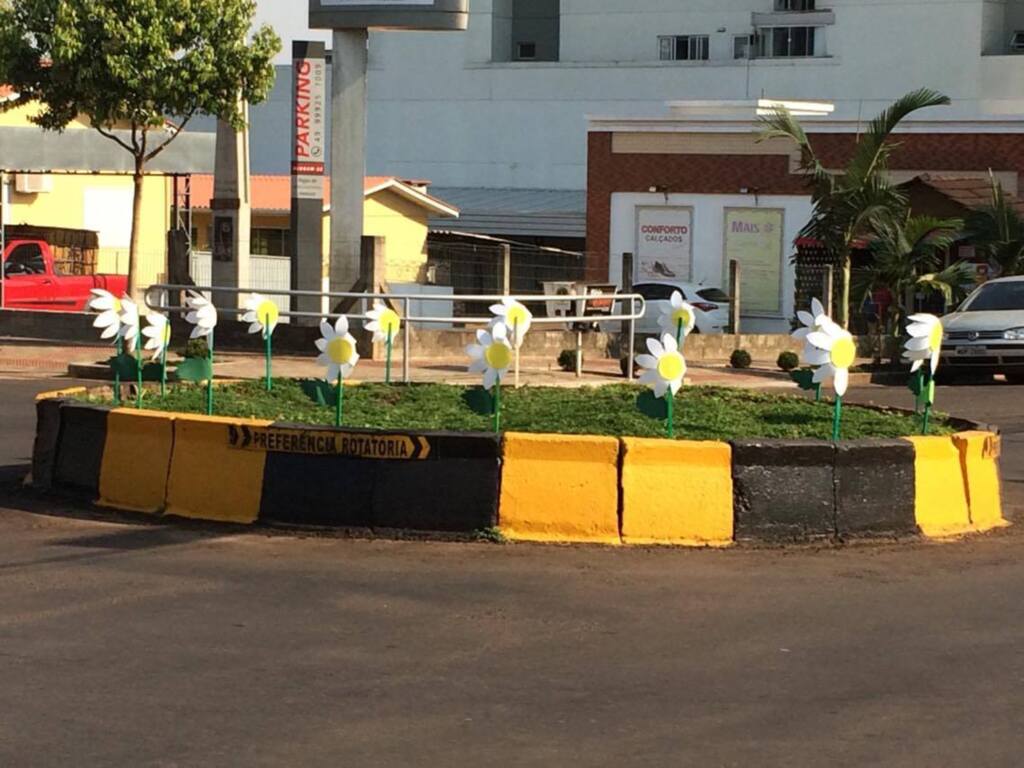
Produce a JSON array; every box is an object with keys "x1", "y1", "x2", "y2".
[{"x1": 635, "y1": 206, "x2": 693, "y2": 282}]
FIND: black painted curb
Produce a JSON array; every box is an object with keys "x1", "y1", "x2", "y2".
[
  {"x1": 835, "y1": 440, "x2": 916, "y2": 536},
  {"x1": 32, "y1": 397, "x2": 66, "y2": 490},
  {"x1": 52, "y1": 403, "x2": 110, "y2": 494}
]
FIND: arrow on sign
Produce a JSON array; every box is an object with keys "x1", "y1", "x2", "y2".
[
  {"x1": 228, "y1": 424, "x2": 239, "y2": 446},
  {"x1": 241, "y1": 425, "x2": 252, "y2": 448},
  {"x1": 416, "y1": 436, "x2": 431, "y2": 460}
]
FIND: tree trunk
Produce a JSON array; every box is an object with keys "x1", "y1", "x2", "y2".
[{"x1": 127, "y1": 154, "x2": 145, "y2": 301}]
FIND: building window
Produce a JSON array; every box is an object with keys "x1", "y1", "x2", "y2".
[
  {"x1": 659, "y1": 35, "x2": 710, "y2": 61},
  {"x1": 774, "y1": 0, "x2": 815, "y2": 10},
  {"x1": 516, "y1": 41, "x2": 537, "y2": 60},
  {"x1": 756, "y1": 26, "x2": 818, "y2": 57},
  {"x1": 251, "y1": 228, "x2": 288, "y2": 257},
  {"x1": 734, "y1": 34, "x2": 752, "y2": 59}
]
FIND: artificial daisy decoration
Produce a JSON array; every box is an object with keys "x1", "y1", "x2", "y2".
[
  {"x1": 118, "y1": 297, "x2": 145, "y2": 407},
  {"x1": 142, "y1": 313, "x2": 171, "y2": 395},
  {"x1": 490, "y1": 297, "x2": 533, "y2": 387},
  {"x1": 804, "y1": 321, "x2": 858, "y2": 440},
  {"x1": 243, "y1": 293, "x2": 280, "y2": 391},
  {"x1": 365, "y1": 300, "x2": 402, "y2": 384},
  {"x1": 903, "y1": 313, "x2": 944, "y2": 433},
  {"x1": 316, "y1": 316, "x2": 360, "y2": 426},
  {"x1": 184, "y1": 291, "x2": 218, "y2": 414},
  {"x1": 467, "y1": 322, "x2": 513, "y2": 431},
  {"x1": 658, "y1": 291, "x2": 697, "y2": 343},
  {"x1": 636, "y1": 333, "x2": 687, "y2": 437},
  {"x1": 790, "y1": 298, "x2": 836, "y2": 400},
  {"x1": 88, "y1": 289, "x2": 128, "y2": 404}
]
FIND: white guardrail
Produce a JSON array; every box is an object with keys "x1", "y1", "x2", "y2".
[{"x1": 145, "y1": 283, "x2": 647, "y2": 383}]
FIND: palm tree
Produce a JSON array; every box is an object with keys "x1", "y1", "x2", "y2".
[
  {"x1": 964, "y1": 173, "x2": 1024, "y2": 276},
  {"x1": 853, "y1": 214, "x2": 974, "y2": 362},
  {"x1": 759, "y1": 89, "x2": 951, "y2": 327}
]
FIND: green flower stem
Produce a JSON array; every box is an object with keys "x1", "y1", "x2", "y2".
[
  {"x1": 676, "y1": 318, "x2": 683, "y2": 346},
  {"x1": 815, "y1": 383, "x2": 822, "y2": 402},
  {"x1": 160, "y1": 344, "x2": 167, "y2": 397},
  {"x1": 206, "y1": 330, "x2": 215, "y2": 416},
  {"x1": 832, "y1": 394, "x2": 843, "y2": 442},
  {"x1": 493, "y1": 381, "x2": 502, "y2": 434},
  {"x1": 667, "y1": 390, "x2": 675, "y2": 439},
  {"x1": 385, "y1": 326, "x2": 393, "y2": 385},
  {"x1": 135, "y1": 333, "x2": 143, "y2": 409},
  {"x1": 265, "y1": 330, "x2": 273, "y2": 392},
  {"x1": 336, "y1": 372, "x2": 344, "y2": 427},
  {"x1": 113, "y1": 336, "x2": 122, "y2": 405},
  {"x1": 922, "y1": 369, "x2": 934, "y2": 435},
  {"x1": 514, "y1": 318, "x2": 520, "y2": 389}
]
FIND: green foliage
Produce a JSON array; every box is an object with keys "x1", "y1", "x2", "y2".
[
  {"x1": 183, "y1": 338, "x2": 210, "y2": 360},
  {"x1": 635, "y1": 389, "x2": 668, "y2": 420},
  {"x1": 463, "y1": 387, "x2": 495, "y2": 416},
  {"x1": 175, "y1": 356, "x2": 213, "y2": 383},
  {"x1": 730, "y1": 349, "x2": 752, "y2": 369},
  {"x1": 759, "y1": 89, "x2": 951, "y2": 326},
  {"x1": 106, "y1": 352, "x2": 139, "y2": 381},
  {"x1": 557, "y1": 349, "x2": 577, "y2": 372},
  {"x1": 789, "y1": 368, "x2": 818, "y2": 391},
  {"x1": 0, "y1": 0, "x2": 280, "y2": 293},
  {"x1": 777, "y1": 351, "x2": 800, "y2": 372},
  {"x1": 76, "y1": 380, "x2": 954, "y2": 440},
  {"x1": 964, "y1": 174, "x2": 1024, "y2": 276}
]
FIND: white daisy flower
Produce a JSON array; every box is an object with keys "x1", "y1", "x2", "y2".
[
  {"x1": 636, "y1": 333, "x2": 687, "y2": 399},
  {"x1": 119, "y1": 297, "x2": 141, "y2": 348},
  {"x1": 805, "y1": 322, "x2": 858, "y2": 397},
  {"x1": 657, "y1": 291, "x2": 697, "y2": 339},
  {"x1": 791, "y1": 298, "x2": 842, "y2": 357},
  {"x1": 489, "y1": 297, "x2": 533, "y2": 348},
  {"x1": 142, "y1": 313, "x2": 171, "y2": 361},
  {"x1": 315, "y1": 315, "x2": 360, "y2": 381},
  {"x1": 467, "y1": 322, "x2": 513, "y2": 392},
  {"x1": 88, "y1": 289, "x2": 124, "y2": 340},
  {"x1": 365, "y1": 300, "x2": 401, "y2": 343},
  {"x1": 184, "y1": 291, "x2": 218, "y2": 340},
  {"x1": 903, "y1": 313, "x2": 944, "y2": 375},
  {"x1": 242, "y1": 293, "x2": 280, "y2": 336}
]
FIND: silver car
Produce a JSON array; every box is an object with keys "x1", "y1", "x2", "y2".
[
  {"x1": 632, "y1": 281, "x2": 731, "y2": 335},
  {"x1": 940, "y1": 276, "x2": 1024, "y2": 383}
]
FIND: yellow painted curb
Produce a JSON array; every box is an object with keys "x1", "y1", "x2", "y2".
[
  {"x1": 621, "y1": 438, "x2": 734, "y2": 547},
  {"x1": 499, "y1": 432, "x2": 621, "y2": 544},
  {"x1": 35, "y1": 386, "x2": 89, "y2": 401},
  {"x1": 98, "y1": 409, "x2": 175, "y2": 514},
  {"x1": 952, "y1": 431, "x2": 1007, "y2": 532},
  {"x1": 906, "y1": 436, "x2": 972, "y2": 538},
  {"x1": 166, "y1": 414, "x2": 271, "y2": 525}
]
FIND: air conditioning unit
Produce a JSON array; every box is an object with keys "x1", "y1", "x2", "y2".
[
  {"x1": 1011, "y1": 31, "x2": 1024, "y2": 53},
  {"x1": 14, "y1": 173, "x2": 53, "y2": 194}
]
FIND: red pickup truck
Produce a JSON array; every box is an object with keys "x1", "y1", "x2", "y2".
[{"x1": 1, "y1": 239, "x2": 128, "y2": 311}]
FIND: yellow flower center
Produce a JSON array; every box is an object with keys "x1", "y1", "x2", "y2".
[
  {"x1": 672, "y1": 308, "x2": 692, "y2": 329},
  {"x1": 830, "y1": 336, "x2": 856, "y2": 369},
  {"x1": 657, "y1": 352, "x2": 686, "y2": 381},
  {"x1": 112, "y1": 298, "x2": 122, "y2": 313},
  {"x1": 485, "y1": 342, "x2": 512, "y2": 370},
  {"x1": 928, "y1": 323, "x2": 943, "y2": 352},
  {"x1": 327, "y1": 336, "x2": 355, "y2": 365},
  {"x1": 506, "y1": 305, "x2": 530, "y2": 329},
  {"x1": 379, "y1": 309, "x2": 401, "y2": 335},
  {"x1": 257, "y1": 300, "x2": 279, "y2": 329}
]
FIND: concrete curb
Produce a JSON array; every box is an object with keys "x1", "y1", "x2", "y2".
[{"x1": 33, "y1": 393, "x2": 1010, "y2": 546}]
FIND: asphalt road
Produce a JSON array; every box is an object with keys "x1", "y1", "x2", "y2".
[{"x1": 2, "y1": 377, "x2": 1024, "y2": 767}]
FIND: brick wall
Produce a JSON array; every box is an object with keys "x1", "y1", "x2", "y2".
[{"x1": 587, "y1": 130, "x2": 1024, "y2": 280}]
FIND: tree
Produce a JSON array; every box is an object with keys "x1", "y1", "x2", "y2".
[
  {"x1": 0, "y1": 0, "x2": 280, "y2": 298},
  {"x1": 853, "y1": 214, "x2": 974, "y2": 361},
  {"x1": 759, "y1": 89, "x2": 951, "y2": 328},
  {"x1": 964, "y1": 173, "x2": 1024, "y2": 277}
]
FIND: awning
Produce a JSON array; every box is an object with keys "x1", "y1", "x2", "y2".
[{"x1": 427, "y1": 187, "x2": 586, "y2": 239}]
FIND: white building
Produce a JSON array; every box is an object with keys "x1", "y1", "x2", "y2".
[{"x1": 362, "y1": 0, "x2": 1024, "y2": 242}]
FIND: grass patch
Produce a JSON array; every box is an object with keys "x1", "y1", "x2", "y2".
[{"x1": 77, "y1": 379, "x2": 954, "y2": 441}]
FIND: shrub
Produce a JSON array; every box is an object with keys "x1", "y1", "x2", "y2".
[
  {"x1": 730, "y1": 349, "x2": 752, "y2": 369},
  {"x1": 184, "y1": 338, "x2": 210, "y2": 359},
  {"x1": 777, "y1": 350, "x2": 800, "y2": 372},
  {"x1": 557, "y1": 349, "x2": 577, "y2": 372}
]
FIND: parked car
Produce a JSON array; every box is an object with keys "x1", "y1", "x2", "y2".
[
  {"x1": 632, "y1": 281, "x2": 730, "y2": 335},
  {"x1": 939, "y1": 276, "x2": 1024, "y2": 383},
  {"x1": 1, "y1": 239, "x2": 128, "y2": 311}
]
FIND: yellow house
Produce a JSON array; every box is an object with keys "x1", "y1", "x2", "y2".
[
  {"x1": 188, "y1": 174, "x2": 459, "y2": 285},
  {"x1": 1, "y1": 88, "x2": 202, "y2": 288}
]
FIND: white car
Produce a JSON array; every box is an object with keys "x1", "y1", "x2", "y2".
[
  {"x1": 940, "y1": 276, "x2": 1024, "y2": 384},
  {"x1": 632, "y1": 281, "x2": 730, "y2": 335}
]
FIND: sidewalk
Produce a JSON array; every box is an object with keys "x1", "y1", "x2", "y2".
[{"x1": 0, "y1": 338, "x2": 797, "y2": 389}]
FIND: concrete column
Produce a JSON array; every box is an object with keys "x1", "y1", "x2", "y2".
[
  {"x1": 210, "y1": 101, "x2": 252, "y2": 315},
  {"x1": 329, "y1": 28, "x2": 369, "y2": 304}
]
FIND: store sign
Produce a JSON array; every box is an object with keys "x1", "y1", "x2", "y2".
[
  {"x1": 635, "y1": 207, "x2": 693, "y2": 281},
  {"x1": 723, "y1": 208, "x2": 785, "y2": 315},
  {"x1": 292, "y1": 54, "x2": 327, "y2": 200}
]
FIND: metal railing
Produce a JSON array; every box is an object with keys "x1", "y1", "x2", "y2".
[{"x1": 145, "y1": 283, "x2": 646, "y2": 384}]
